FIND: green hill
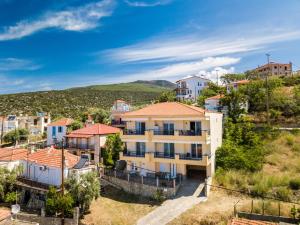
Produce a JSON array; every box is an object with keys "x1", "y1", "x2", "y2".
[{"x1": 0, "y1": 80, "x2": 173, "y2": 119}]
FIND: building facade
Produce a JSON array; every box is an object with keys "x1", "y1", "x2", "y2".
[
  {"x1": 119, "y1": 102, "x2": 223, "y2": 180},
  {"x1": 65, "y1": 123, "x2": 120, "y2": 164},
  {"x1": 46, "y1": 118, "x2": 73, "y2": 146},
  {"x1": 176, "y1": 76, "x2": 211, "y2": 101},
  {"x1": 204, "y1": 95, "x2": 224, "y2": 112},
  {"x1": 111, "y1": 99, "x2": 131, "y2": 128},
  {"x1": 250, "y1": 62, "x2": 292, "y2": 77}
]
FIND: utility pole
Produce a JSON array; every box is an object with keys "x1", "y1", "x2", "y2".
[
  {"x1": 216, "y1": 69, "x2": 219, "y2": 86},
  {"x1": 0, "y1": 115, "x2": 4, "y2": 145},
  {"x1": 266, "y1": 54, "x2": 271, "y2": 126},
  {"x1": 61, "y1": 139, "x2": 65, "y2": 225}
]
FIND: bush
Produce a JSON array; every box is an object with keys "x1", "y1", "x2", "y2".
[
  {"x1": 285, "y1": 135, "x2": 295, "y2": 146},
  {"x1": 152, "y1": 189, "x2": 166, "y2": 202},
  {"x1": 289, "y1": 178, "x2": 300, "y2": 190},
  {"x1": 292, "y1": 144, "x2": 300, "y2": 152},
  {"x1": 275, "y1": 187, "x2": 291, "y2": 201},
  {"x1": 251, "y1": 182, "x2": 270, "y2": 198}
]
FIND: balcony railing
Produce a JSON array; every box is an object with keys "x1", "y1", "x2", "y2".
[
  {"x1": 123, "y1": 151, "x2": 145, "y2": 157},
  {"x1": 123, "y1": 129, "x2": 145, "y2": 135},
  {"x1": 153, "y1": 129, "x2": 174, "y2": 136},
  {"x1": 154, "y1": 152, "x2": 175, "y2": 159},
  {"x1": 178, "y1": 153, "x2": 202, "y2": 160},
  {"x1": 111, "y1": 120, "x2": 126, "y2": 126},
  {"x1": 178, "y1": 130, "x2": 210, "y2": 136},
  {"x1": 66, "y1": 143, "x2": 95, "y2": 150}
]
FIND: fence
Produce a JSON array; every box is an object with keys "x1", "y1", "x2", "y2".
[{"x1": 102, "y1": 168, "x2": 182, "y2": 198}]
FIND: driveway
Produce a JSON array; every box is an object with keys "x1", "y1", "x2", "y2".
[{"x1": 137, "y1": 179, "x2": 207, "y2": 225}]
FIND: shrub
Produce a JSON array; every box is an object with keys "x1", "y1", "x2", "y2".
[
  {"x1": 289, "y1": 178, "x2": 300, "y2": 190},
  {"x1": 292, "y1": 144, "x2": 300, "y2": 152},
  {"x1": 275, "y1": 187, "x2": 291, "y2": 201},
  {"x1": 152, "y1": 189, "x2": 166, "y2": 202},
  {"x1": 251, "y1": 182, "x2": 270, "y2": 198},
  {"x1": 285, "y1": 135, "x2": 295, "y2": 146}
]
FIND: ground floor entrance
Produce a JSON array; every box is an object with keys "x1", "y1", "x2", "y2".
[{"x1": 186, "y1": 165, "x2": 207, "y2": 180}]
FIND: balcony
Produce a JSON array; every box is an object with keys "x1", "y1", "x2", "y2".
[
  {"x1": 123, "y1": 150, "x2": 145, "y2": 158},
  {"x1": 154, "y1": 152, "x2": 175, "y2": 159},
  {"x1": 178, "y1": 130, "x2": 203, "y2": 136},
  {"x1": 66, "y1": 143, "x2": 95, "y2": 150},
  {"x1": 178, "y1": 153, "x2": 202, "y2": 160},
  {"x1": 153, "y1": 129, "x2": 174, "y2": 136},
  {"x1": 123, "y1": 129, "x2": 145, "y2": 135}
]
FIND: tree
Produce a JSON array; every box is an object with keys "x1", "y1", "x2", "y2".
[
  {"x1": 81, "y1": 108, "x2": 110, "y2": 124},
  {"x1": 221, "y1": 88, "x2": 247, "y2": 122},
  {"x1": 220, "y1": 73, "x2": 246, "y2": 85},
  {"x1": 157, "y1": 91, "x2": 176, "y2": 102},
  {"x1": 3, "y1": 128, "x2": 29, "y2": 144},
  {"x1": 197, "y1": 82, "x2": 225, "y2": 107},
  {"x1": 103, "y1": 134, "x2": 123, "y2": 166},
  {"x1": 216, "y1": 118, "x2": 264, "y2": 172},
  {"x1": 66, "y1": 172, "x2": 100, "y2": 214},
  {"x1": 0, "y1": 166, "x2": 20, "y2": 202},
  {"x1": 45, "y1": 186, "x2": 74, "y2": 217},
  {"x1": 68, "y1": 120, "x2": 83, "y2": 132}
]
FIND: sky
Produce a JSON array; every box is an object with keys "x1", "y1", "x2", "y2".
[{"x1": 1, "y1": 0, "x2": 300, "y2": 94}]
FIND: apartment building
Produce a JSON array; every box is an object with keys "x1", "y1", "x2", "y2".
[
  {"x1": 205, "y1": 95, "x2": 224, "y2": 112},
  {"x1": 250, "y1": 62, "x2": 292, "y2": 77},
  {"x1": 119, "y1": 102, "x2": 223, "y2": 180},
  {"x1": 111, "y1": 99, "x2": 131, "y2": 128},
  {"x1": 176, "y1": 76, "x2": 211, "y2": 101},
  {"x1": 65, "y1": 123, "x2": 120, "y2": 163}
]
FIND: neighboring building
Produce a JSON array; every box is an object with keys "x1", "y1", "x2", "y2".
[
  {"x1": 111, "y1": 99, "x2": 131, "y2": 129},
  {"x1": 46, "y1": 118, "x2": 73, "y2": 146},
  {"x1": 226, "y1": 79, "x2": 250, "y2": 93},
  {"x1": 250, "y1": 62, "x2": 292, "y2": 77},
  {"x1": 120, "y1": 102, "x2": 223, "y2": 179},
  {"x1": 204, "y1": 95, "x2": 224, "y2": 112},
  {"x1": 0, "y1": 113, "x2": 51, "y2": 139},
  {"x1": 65, "y1": 123, "x2": 120, "y2": 164},
  {"x1": 0, "y1": 148, "x2": 28, "y2": 171},
  {"x1": 176, "y1": 76, "x2": 211, "y2": 101}
]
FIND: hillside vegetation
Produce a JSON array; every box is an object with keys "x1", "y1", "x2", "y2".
[{"x1": 0, "y1": 80, "x2": 173, "y2": 119}]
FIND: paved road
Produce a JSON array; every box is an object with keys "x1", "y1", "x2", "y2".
[{"x1": 137, "y1": 180, "x2": 207, "y2": 225}]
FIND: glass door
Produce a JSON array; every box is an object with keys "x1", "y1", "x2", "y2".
[
  {"x1": 163, "y1": 123, "x2": 174, "y2": 135},
  {"x1": 136, "y1": 142, "x2": 145, "y2": 156},
  {"x1": 191, "y1": 144, "x2": 202, "y2": 158},
  {"x1": 136, "y1": 122, "x2": 146, "y2": 134},
  {"x1": 190, "y1": 121, "x2": 201, "y2": 135},
  {"x1": 164, "y1": 143, "x2": 175, "y2": 158}
]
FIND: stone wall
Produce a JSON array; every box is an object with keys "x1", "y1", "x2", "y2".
[{"x1": 103, "y1": 176, "x2": 180, "y2": 198}]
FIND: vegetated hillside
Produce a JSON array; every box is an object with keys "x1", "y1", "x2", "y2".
[
  {"x1": 0, "y1": 80, "x2": 172, "y2": 119},
  {"x1": 131, "y1": 80, "x2": 176, "y2": 89}
]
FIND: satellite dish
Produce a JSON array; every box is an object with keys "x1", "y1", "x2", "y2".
[{"x1": 11, "y1": 204, "x2": 20, "y2": 214}]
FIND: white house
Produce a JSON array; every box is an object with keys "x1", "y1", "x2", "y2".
[
  {"x1": 205, "y1": 95, "x2": 224, "y2": 112},
  {"x1": 0, "y1": 148, "x2": 27, "y2": 171},
  {"x1": 47, "y1": 118, "x2": 73, "y2": 146},
  {"x1": 111, "y1": 99, "x2": 131, "y2": 128},
  {"x1": 176, "y1": 75, "x2": 211, "y2": 101}
]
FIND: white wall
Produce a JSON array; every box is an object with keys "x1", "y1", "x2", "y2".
[
  {"x1": 205, "y1": 99, "x2": 220, "y2": 111},
  {"x1": 47, "y1": 125, "x2": 67, "y2": 146},
  {"x1": 0, "y1": 161, "x2": 21, "y2": 171},
  {"x1": 176, "y1": 77, "x2": 210, "y2": 101}
]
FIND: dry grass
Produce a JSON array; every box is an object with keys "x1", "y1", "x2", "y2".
[
  {"x1": 168, "y1": 189, "x2": 249, "y2": 225},
  {"x1": 80, "y1": 186, "x2": 157, "y2": 225}
]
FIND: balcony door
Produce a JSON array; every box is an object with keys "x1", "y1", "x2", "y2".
[
  {"x1": 191, "y1": 144, "x2": 202, "y2": 158},
  {"x1": 190, "y1": 121, "x2": 201, "y2": 135},
  {"x1": 163, "y1": 123, "x2": 174, "y2": 135},
  {"x1": 136, "y1": 142, "x2": 146, "y2": 156},
  {"x1": 164, "y1": 143, "x2": 174, "y2": 157},
  {"x1": 136, "y1": 122, "x2": 146, "y2": 134}
]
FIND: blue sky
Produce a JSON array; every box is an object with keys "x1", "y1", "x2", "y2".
[{"x1": 1, "y1": 0, "x2": 300, "y2": 94}]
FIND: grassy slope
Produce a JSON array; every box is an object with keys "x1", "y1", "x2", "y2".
[{"x1": 0, "y1": 81, "x2": 172, "y2": 119}]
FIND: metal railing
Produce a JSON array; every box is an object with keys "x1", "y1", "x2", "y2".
[
  {"x1": 123, "y1": 151, "x2": 145, "y2": 157},
  {"x1": 178, "y1": 153, "x2": 202, "y2": 160},
  {"x1": 153, "y1": 129, "x2": 175, "y2": 135},
  {"x1": 111, "y1": 120, "x2": 126, "y2": 126},
  {"x1": 123, "y1": 129, "x2": 145, "y2": 135},
  {"x1": 66, "y1": 143, "x2": 95, "y2": 150},
  {"x1": 154, "y1": 152, "x2": 175, "y2": 159},
  {"x1": 178, "y1": 130, "x2": 202, "y2": 136}
]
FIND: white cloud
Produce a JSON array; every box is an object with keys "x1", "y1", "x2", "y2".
[
  {"x1": 103, "y1": 31, "x2": 300, "y2": 64},
  {"x1": 0, "y1": 58, "x2": 41, "y2": 71},
  {"x1": 198, "y1": 67, "x2": 236, "y2": 84},
  {"x1": 117, "y1": 56, "x2": 240, "y2": 81},
  {"x1": 124, "y1": 0, "x2": 172, "y2": 7},
  {"x1": 0, "y1": 0, "x2": 115, "y2": 41}
]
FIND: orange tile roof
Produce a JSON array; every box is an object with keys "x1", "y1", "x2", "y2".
[
  {"x1": 67, "y1": 123, "x2": 120, "y2": 137},
  {"x1": 28, "y1": 148, "x2": 79, "y2": 169},
  {"x1": 0, "y1": 208, "x2": 10, "y2": 222},
  {"x1": 123, "y1": 102, "x2": 206, "y2": 117},
  {"x1": 48, "y1": 118, "x2": 73, "y2": 126},
  {"x1": 228, "y1": 218, "x2": 277, "y2": 225},
  {"x1": 206, "y1": 94, "x2": 224, "y2": 100},
  {"x1": 0, "y1": 148, "x2": 28, "y2": 161}
]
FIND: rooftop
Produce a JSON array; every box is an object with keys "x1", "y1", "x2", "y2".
[
  {"x1": 48, "y1": 118, "x2": 73, "y2": 126},
  {"x1": 66, "y1": 123, "x2": 120, "y2": 138},
  {"x1": 27, "y1": 148, "x2": 79, "y2": 169},
  {"x1": 0, "y1": 148, "x2": 28, "y2": 161},
  {"x1": 123, "y1": 102, "x2": 207, "y2": 117},
  {"x1": 206, "y1": 94, "x2": 224, "y2": 100},
  {"x1": 228, "y1": 218, "x2": 277, "y2": 225},
  {"x1": 176, "y1": 75, "x2": 211, "y2": 83}
]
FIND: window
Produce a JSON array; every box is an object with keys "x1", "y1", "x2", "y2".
[
  {"x1": 274, "y1": 66, "x2": 277, "y2": 69},
  {"x1": 164, "y1": 143, "x2": 174, "y2": 157},
  {"x1": 198, "y1": 82, "x2": 200, "y2": 86},
  {"x1": 44, "y1": 118, "x2": 48, "y2": 123},
  {"x1": 58, "y1": 126, "x2": 63, "y2": 133},
  {"x1": 136, "y1": 142, "x2": 146, "y2": 155},
  {"x1": 52, "y1": 127, "x2": 56, "y2": 137},
  {"x1": 285, "y1": 66, "x2": 288, "y2": 70},
  {"x1": 191, "y1": 144, "x2": 202, "y2": 158},
  {"x1": 34, "y1": 119, "x2": 38, "y2": 125}
]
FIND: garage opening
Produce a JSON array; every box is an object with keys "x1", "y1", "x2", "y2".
[{"x1": 186, "y1": 165, "x2": 207, "y2": 180}]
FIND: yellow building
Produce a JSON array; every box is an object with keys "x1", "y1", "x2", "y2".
[{"x1": 119, "y1": 102, "x2": 223, "y2": 180}]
